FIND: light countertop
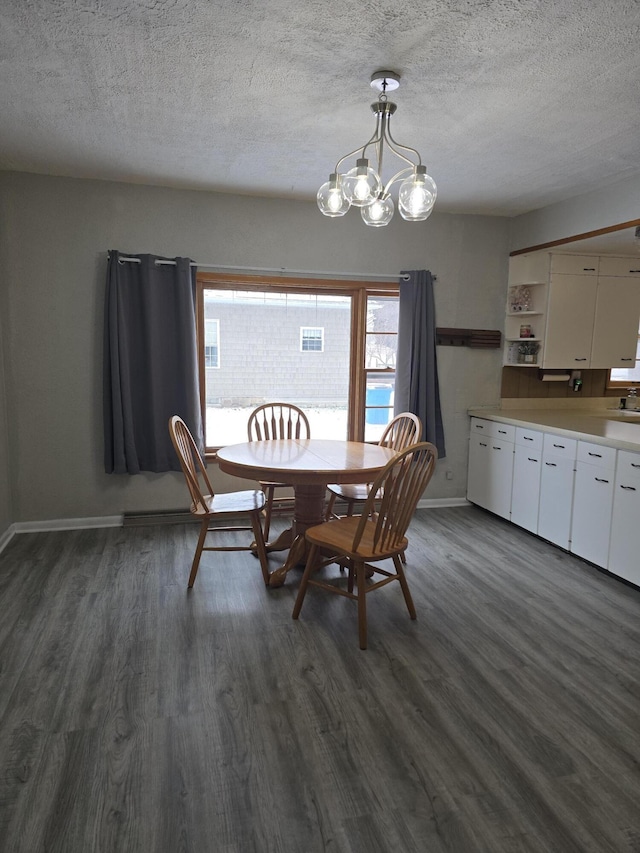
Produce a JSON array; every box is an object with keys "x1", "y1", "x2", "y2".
[{"x1": 467, "y1": 406, "x2": 640, "y2": 452}]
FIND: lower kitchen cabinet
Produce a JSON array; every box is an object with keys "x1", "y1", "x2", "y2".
[
  {"x1": 608, "y1": 450, "x2": 640, "y2": 586},
  {"x1": 467, "y1": 430, "x2": 514, "y2": 520},
  {"x1": 468, "y1": 417, "x2": 638, "y2": 587},
  {"x1": 510, "y1": 428, "x2": 542, "y2": 533},
  {"x1": 537, "y1": 434, "x2": 577, "y2": 550},
  {"x1": 570, "y1": 441, "x2": 616, "y2": 567}
]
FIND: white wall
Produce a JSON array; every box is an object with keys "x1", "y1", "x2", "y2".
[
  {"x1": 0, "y1": 171, "x2": 510, "y2": 522},
  {"x1": 510, "y1": 174, "x2": 640, "y2": 251}
]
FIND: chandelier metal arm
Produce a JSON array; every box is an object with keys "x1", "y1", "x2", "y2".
[
  {"x1": 384, "y1": 124, "x2": 423, "y2": 167},
  {"x1": 382, "y1": 166, "x2": 414, "y2": 195},
  {"x1": 335, "y1": 123, "x2": 381, "y2": 173}
]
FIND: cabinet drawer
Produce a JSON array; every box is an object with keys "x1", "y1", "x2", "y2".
[
  {"x1": 515, "y1": 426, "x2": 542, "y2": 451},
  {"x1": 550, "y1": 254, "x2": 599, "y2": 275},
  {"x1": 542, "y1": 433, "x2": 577, "y2": 461},
  {"x1": 577, "y1": 441, "x2": 616, "y2": 469},
  {"x1": 598, "y1": 256, "x2": 640, "y2": 277},
  {"x1": 470, "y1": 418, "x2": 515, "y2": 442},
  {"x1": 615, "y1": 449, "x2": 640, "y2": 483}
]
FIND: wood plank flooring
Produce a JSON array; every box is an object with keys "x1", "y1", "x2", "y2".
[{"x1": 0, "y1": 506, "x2": 639, "y2": 852}]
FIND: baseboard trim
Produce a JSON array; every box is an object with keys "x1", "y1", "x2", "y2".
[
  {"x1": 416, "y1": 497, "x2": 470, "y2": 509},
  {"x1": 14, "y1": 515, "x2": 123, "y2": 534},
  {"x1": 0, "y1": 523, "x2": 17, "y2": 555}
]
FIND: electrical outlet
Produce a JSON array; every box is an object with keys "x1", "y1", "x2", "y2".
[{"x1": 445, "y1": 469, "x2": 453, "y2": 480}]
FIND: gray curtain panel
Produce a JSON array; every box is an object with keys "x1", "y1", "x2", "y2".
[
  {"x1": 103, "y1": 250, "x2": 204, "y2": 473},
  {"x1": 394, "y1": 269, "x2": 446, "y2": 458}
]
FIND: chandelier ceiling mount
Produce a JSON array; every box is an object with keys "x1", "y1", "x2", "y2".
[{"x1": 317, "y1": 71, "x2": 436, "y2": 227}]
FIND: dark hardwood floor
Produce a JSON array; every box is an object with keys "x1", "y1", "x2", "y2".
[{"x1": 0, "y1": 506, "x2": 639, "y2": 852}]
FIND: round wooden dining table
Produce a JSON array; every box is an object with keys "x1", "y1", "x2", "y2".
[{"x1": 216, "y1": 438, "x2": 398, "y2": 586}]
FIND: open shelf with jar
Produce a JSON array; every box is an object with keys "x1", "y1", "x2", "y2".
[{"x1": 504, "y1": 278, "x2": 548, "y2": 366}]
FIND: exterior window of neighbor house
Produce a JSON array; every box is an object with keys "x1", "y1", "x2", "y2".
[
  {"x1": 608, "y1": 319, "x2": 640, "y2": 387},
  {"x1": 204, "y1": 319, "x2": 220, "y2": 368},
  {"x1": 196, "y1": 274, "x2": 399, "y2": 451},
  {"x1": 300, "y1": 327, "x2": 324, "y2": 352}
]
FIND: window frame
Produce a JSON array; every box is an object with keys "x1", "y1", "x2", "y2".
[{"x1": 196, "y1": 272, "x2": 398, "y2": 454}]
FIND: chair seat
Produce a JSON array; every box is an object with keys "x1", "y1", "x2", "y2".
[
  {"x1": 326, "y1": 483, "x2": 370, "y2": 502},
  {"x1": 197, "y1": 489, "x2": 266, "y2": 516},
  {"x1": 306, "y1": 516, "x2": 407, "y2": 561}
]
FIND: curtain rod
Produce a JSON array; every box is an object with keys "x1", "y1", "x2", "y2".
[{"x1": 113, "y1": 256, "x2": 435, "y2": 282}]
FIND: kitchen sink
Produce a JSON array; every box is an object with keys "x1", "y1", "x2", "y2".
[{"x1": 604, "y1": 408, "x2": 640, "y2": 422}]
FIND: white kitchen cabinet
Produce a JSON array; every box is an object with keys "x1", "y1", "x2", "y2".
[
  {"x1": 608, "y1": 450, "x2": 640, "y2": 586},
  {"x1": 542, "y1": 273, "x2": 597, "y2": 367},
  {"x1": 467, "y1": 419, "x2": 514, "y2": 520},
  {"x1": 537, "y1": 434, "x2": 577, "y2": 550},
  {"x1": 505, "y1": 252, "x2": 640, "y2": 370},
  {"x1": 570, "y1": 441, "x2": 616, "y2": 567},
  {"x1": 510, "y1": 427, "x2": 543, "y2": 533},
  {"x1": 589, "y1": 277, "x2": 640, "y2": 368}
]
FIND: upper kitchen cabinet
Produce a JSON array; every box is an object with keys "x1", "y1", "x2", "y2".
[{"x1": 504, "y1": 253, "x2": 640, "y2": 369}]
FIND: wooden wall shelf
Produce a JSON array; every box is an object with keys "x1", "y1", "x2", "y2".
[{"x1": 436, "y1": 328, "x2": 502, "y2": 349}]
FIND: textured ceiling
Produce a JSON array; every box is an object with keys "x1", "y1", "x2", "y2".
[{"x1": 1, "y1": 0, "x2": 640, "y2": 216}]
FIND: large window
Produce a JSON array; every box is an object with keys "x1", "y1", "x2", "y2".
[
  {"x1": 197, "y1": 274, "x2": 399, "y2": 451},
  {"x1": 609, "y1": 319, "x2": 640, "y2": 387}
]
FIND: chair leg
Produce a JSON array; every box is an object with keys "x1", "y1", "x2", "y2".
[
  {"x1": 346, "y1": 499, "x2": 355, "y2": 517},
  {"x1": 355, "y1": 560, "x2": 368, "y2": 649},
  {"x1": 263, "y1": 486, "x2": 275, "y2": 541},
  {"x1": 250, "y1": 510, "x2": 270, "y2": 585},
  {"x1": 292, "y1": 543, "x2": 319, "y2": 619},
  {"x1": 393, "y1": 554, "x2": 416, "y2": 620},
  {"x1": 187, "y1": 518, "x2": 209, "y2": 588},
  {"x1": 324, "y1": 492, "x2": 337, "y2": 521}
]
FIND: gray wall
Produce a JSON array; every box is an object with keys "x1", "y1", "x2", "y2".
[
  {"x1": 0, "y1": 171, "x2": 511, "y2": 523},
  {"x1": 510, "y1": 174, "x2": 640, "y2": 251}
]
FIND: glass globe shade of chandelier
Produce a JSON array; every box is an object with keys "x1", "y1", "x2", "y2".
[{"x1": 317, "y1": 71, "x2": 436, "y2": 227}]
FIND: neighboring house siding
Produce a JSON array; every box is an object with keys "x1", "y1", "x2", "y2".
[{"x1": 204, "y1": 301, "x2": 350, "y2": 406}]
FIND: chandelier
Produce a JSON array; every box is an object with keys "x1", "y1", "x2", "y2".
[{"x1": 317, "y1": 71, "x2": 437, "y2": 227}]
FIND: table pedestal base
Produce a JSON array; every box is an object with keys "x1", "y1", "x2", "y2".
[{"x1": 260, "y1": 483, "x2": 327, "y2": 587}]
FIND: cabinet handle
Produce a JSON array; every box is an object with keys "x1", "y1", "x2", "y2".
[
  {"x1": 620, "y1": 358, "x2": 634, "y2": 361},
  {"x1": 631, "y1": 463, "x2": 640, "y2": 468},
  {"x1": 629, "y1": 269, "x2": 640, "y2": 273},
  {"x1": 574, "y1": 358, "x2": 587, "y2": 362},
  {"x1": 553, "y1": 443, "x2": 565, "y2": 449},
  {"x1": 620, "y1": 485, "x2": 637, "y2": 491},
  {"x1": 475, "y1": 424, "x2": 484, "y2": 429},
  {"x1": 479, "y1": 442, "x2": 488, "y2": 447},
  {"x1": 545, "y1": 462, "x2": 557, "y2": 467},
  {"x1": 528, "y1": 457, "x2": 538, "y2": 462},
  {"x1": 594, "y1": 477, "x2": 609, "y2": 484},
  {"x1": 498, "y1": 429, "x2": 507, "y2": 434},
  {"x1": 583, "y1": 267, "x2": 596, "y2": 271},
  {"x1": 492, "y1": 446, "x2": 501, "y2": 450},
  {"x1": 524, "y1": 436, "x2": 534, "y2": 441},
  {"x1": 588, "y1": 452, "x2": 602, "y2": 458}
]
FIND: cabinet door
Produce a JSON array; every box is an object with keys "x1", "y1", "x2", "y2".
[
  {"x1": 467, "y1": 433, "x2": 514, "y2": 519},
  {"x1": 589, "y1": 277, "x2": 640, "y2": 368},
  {"x1": 511, "y1": 444, "x2": 541, "y2": 533},
  {"x1": 538, "y1": 455, "x2": 575, "y2": 549},
  {"x1": 608, "y1": 454, "x2": 640, "y2": 585},
  {"x1": 467, "y1": 433, "x2": 491, "y2": 510},
  {"x1": 485, "y1": 438, "x2": 515, "y2": 520},
  {"x1": 542, "y1": 275, "x2": 597, "y2": 368},
  {"x1": 570, "y1": 462, "x2": 615, "y2": 567}
]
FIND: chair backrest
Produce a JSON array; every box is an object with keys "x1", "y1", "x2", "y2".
[
  {"x1": 352, "y1": 442, "x2": 438, "y2": 555},
  {"x1": 379, "y1": 411, "x2": 422, "y2": 451},
  {"x1": 247, "y1": 403, "x2": 311, "y2": 441},
  {"x1": 168, "y1": 415, "x2": 213, "y2": 515}
]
